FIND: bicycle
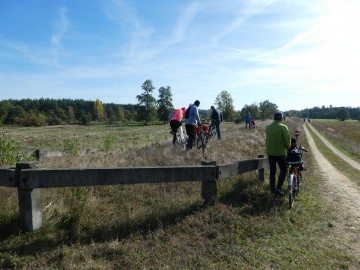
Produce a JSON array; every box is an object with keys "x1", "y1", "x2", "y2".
[
  {"x1": 175, "y1": 126, "x2": 187, "y2": 148},
  {"x1": 195, "y1": 123, "x2": 209, "y2": 156},
  {"x1": 286, "y1": 147, "x2": 307, "y2": 208},
  {"x1": 207, "y1": 120, "x2": 217, "y2": 140}
]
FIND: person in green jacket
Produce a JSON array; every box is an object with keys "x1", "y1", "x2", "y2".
[{"x1": 265, "y1": 111, "x2": 291, "y2": 195}]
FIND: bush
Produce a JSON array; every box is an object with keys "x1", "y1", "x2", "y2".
[
  {"x1": 0, "y1": 132, "x2": 20, "y2": 166},
  {"x1": 62, "y1": 135, "x2": 81, "y2": 156}
]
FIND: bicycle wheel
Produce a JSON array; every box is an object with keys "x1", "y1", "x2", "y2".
[
  {"x1": 288, "y1": 173, "x2": 295, "y2": 208},
  {"x1": 200, "y1": 132, "x2": 206, "y2": 156},
  {"x1": 297, "y1": 172, "x2": 302, "y2": 194},
  {"x1": 209, "y1": 125, "x2": 216, "y2": 139}
]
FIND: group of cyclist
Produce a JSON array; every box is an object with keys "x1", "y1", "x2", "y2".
[
  {"x1": 171, "y1": 102, "x2": 305, "y2": 197},
  {"x1": 169, "y1": 100, "x2": 222, "y2": 151}
]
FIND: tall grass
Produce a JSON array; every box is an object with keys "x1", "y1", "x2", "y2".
[{"x1": 0, "y1": 119, "x2": 359, "y2": 269}]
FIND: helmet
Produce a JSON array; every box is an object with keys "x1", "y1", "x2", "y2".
[{"x1": 274, "y1": 111, "x2": 283, "y2": 120}]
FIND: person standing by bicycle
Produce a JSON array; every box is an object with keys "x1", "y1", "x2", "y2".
[
  {"x1": 245, "y1": 112, "x2": 252, "y2": 129},
  {"x1": 185, "y1": 100, "x2": 201, "y2": 150},
  {"x1": 169, "y1": 107, "x2": 186, "y2": 146},
  {"x1": 210, "y1": 105, "x2": 222, "y2": 140},
  {"x1": 265, "y1": 111, "x2": 291, "y2": 195}
]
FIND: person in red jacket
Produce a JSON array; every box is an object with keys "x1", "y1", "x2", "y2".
[{"x1": 170, "y1": 107, "x2": 186, "y2": 145}]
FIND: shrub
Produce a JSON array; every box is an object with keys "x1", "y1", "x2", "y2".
[{"x1": 62, "y1": 135, "x2": 81, "y2": 156}]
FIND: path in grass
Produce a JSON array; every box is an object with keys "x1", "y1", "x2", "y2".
[
  {"x1": 304, "y1": 123, "x2": 360, "y2": 264},
  {"x1": 307, "y1": 123, "x2": 360, "y2": 171}
]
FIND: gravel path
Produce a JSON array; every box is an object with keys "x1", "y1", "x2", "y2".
[{"x1": 304, "y1": 123, "x2": 360, "y2": 267}]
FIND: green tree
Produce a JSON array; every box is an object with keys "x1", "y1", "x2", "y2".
[
  {"x1": 137, "y1": 80, "x2": 157, "y2": 125},
  {"x1": 259, "y1": 100, "x2": 278, "y2": 120},
  {"x1": 157, "y1": 86, "x2": 174, "y2": 123},
  {"x1": 337, "y1": 108, "x2": 349, "y2": 121},
  {"x1": 241, "y1": 103, "x2": 260, "y2": 120},
  {"x1": 215, "y1": 90, "x2": 235, "y2": 121}
]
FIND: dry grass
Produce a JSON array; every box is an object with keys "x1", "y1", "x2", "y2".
[{"x1": 1, "y1": 119, "x2": 359, "y2": 269}]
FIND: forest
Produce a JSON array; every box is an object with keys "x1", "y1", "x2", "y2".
[{"x1": 0, "y1": 97, "x2": 359, "y2": 127}]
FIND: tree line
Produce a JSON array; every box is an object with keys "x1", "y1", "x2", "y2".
[{"x1": 1, "y1": 79, "x2": 358, "y2": 127}]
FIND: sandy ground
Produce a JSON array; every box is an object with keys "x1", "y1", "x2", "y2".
[{"x1": 304, "y1": 123, "x2": 360, "y2": 267}]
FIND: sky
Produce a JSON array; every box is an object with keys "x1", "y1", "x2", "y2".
[{"x1": 1, "y1": 0, "x2": 359, "y2": 112}]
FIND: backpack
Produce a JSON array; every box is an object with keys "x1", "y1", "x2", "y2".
[
  {"x1": 185, "y1": 106, "x2": 191, "y2": 119},
  {"x1": 168, "y1": 111, "x2": 174, "y2": 121},
  {"x1": 286, "y1": 148, "x2": 302, "y2": 162}
]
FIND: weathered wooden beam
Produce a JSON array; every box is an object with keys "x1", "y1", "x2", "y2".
[
  {"x1": 0, "y1": 169, "x2": 16, "y2": 187},
  {"x1": 20, "y1": 166, "x2": 217, "y2": 189}
]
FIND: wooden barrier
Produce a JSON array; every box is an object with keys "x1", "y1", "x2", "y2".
[{"x1": 0, "y1": 156, "x2": 267, "y2": 231}]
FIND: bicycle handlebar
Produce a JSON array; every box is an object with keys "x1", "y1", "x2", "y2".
[{"x1": 298, "y1": 146, "x2": 308, "y2": 152}]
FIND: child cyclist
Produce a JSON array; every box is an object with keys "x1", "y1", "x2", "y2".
[{"x1": 286, "y1": 138, "x2": 305, "y2": 171}]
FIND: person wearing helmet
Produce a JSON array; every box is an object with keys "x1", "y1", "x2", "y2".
[
  {"x1": 170, "y1": 107, "x2": 187, "y2": 145},
  {"x1": 265, "y1": 111, "x2": 291, "y2": 195},
  {"x1": 185, "y1": 100, "x2": 201, "y2": 150}
]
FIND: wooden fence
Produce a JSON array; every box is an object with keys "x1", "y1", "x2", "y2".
[{"x1": 0, "y1": 155, "x2": 267, "y2": 231}]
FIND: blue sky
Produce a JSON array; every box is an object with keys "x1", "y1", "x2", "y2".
[{"x1": 1, "y1": 0, "x2": 359, "y2": 111}]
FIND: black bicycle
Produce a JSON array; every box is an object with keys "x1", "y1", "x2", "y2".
[
  {"x1": 207, "y1": 120, "x2": 217, "y2": 140},
  {"x1": 286, "y1": 147, "x2": 308, "y2": 208},
  {"x1": 196, "y1": 123, "x2": 208, "y2": 156}
]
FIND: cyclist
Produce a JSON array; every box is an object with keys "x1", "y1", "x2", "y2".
[
  {"x1": 185, "y1": 100, "x2": 201, "y2": 150},
  {"x1": 265, "y1": 111, "x2": 291, "y2": 196},
  {"x1": 250, "y1": 117, "x2": 257, "y2": 128},
  {"x1": 210, "y1": 105, "x2": 222, "y2": 140},
  {"x1": 169, "y1": 107, "x2": 186, "y2": 146},
  {"x1": 286, "y1": 138, "x2": 305, "y2": 171}
]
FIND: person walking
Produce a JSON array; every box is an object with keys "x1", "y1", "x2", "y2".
[
  {"x1": 185, "y1": 100, "x2": 201, "y2": 150},
  {"x1": 169, "y1": 107, "x2": 186, "y2": 145},
  {"x1": 265, "y1": 111, "x2": 291, "y2": 195},
  {"x1": 245, "y1": 112, "x2": 252, "y2": 129},
  {"x1": 210, "y1": 105, "x2": 222, "y2": 140}
]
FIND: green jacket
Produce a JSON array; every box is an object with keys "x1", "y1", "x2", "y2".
[{"x1": 265, "y1": 120, "x2": 291, "y2": 156}]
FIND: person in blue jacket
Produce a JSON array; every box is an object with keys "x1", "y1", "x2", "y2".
[
  {"x1": 245, "y1": 112, "x2": 252, "y2": 129},
  {"x1": 185, "y1": 100, "x2": 201, "y2": 150}
]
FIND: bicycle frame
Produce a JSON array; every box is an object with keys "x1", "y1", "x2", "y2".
[{"x1": 287, "y1": 161, "x2": 302, "y2": 208}]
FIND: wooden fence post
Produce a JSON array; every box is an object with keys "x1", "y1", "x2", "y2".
[
  {"x1": 16, "y1": 162, "x2": 42, "y2": 231},
  {"x1": 201, "y1": 161, "x2": 217, "y2": 206},
  {"x1": 258, "y1": 154, "x2": 265, "y2": 182}
]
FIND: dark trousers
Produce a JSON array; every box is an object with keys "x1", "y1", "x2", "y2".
[
  {"x1": 170, "y1": 120, "x2": 182, "y2": 144},
  {"x1": 185, "y1": 124, "x2": 195, "y2": 149},
  {"x1": 268, "y1": 155, "x2": 287, "y2": 192}
]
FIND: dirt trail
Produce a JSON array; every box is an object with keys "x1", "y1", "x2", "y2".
[
  {"x1": 307, "y1": 123, "x2": 360, "y2": 171},
  {"x1": 304, "y1": 124, "x2": 360, "y2": 266}
]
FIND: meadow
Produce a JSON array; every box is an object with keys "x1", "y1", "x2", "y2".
[
  {"x1": 0, "y1": 119, "x2": 359, "y2": 269},
  {"x1": 310, "y1": 119, "x2": 360, "y2": 163}
]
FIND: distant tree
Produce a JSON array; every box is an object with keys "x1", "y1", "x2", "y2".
[
  {"x1": 137, "y1": 80, "x2": 157, "y2": 125},
  {"x1": 259, "y1": 100, "x2": 278, "y2": 120},
  {"x1": 215, "y1": 90, "x2": 235, "y2": 121},
  {"x1": 337, "y1": 108, "x2": 350, "y2": 121},
  {"x1": 240, "y1": 103, "x2": 259, "y2": 120},
  {"x1": 157, "y1": 86, "x2": 174, "y2": 123},
  {"x1": 94, "y1": 99, "x2": 105, "y2": 120}
]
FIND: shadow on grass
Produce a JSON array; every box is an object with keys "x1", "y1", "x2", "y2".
[
  {"x1": 0, "y1": 202, "x2": 202, "y2": 256},
  {"x1": 218, "y1": 177, "x2": 286, "y2": 215}
]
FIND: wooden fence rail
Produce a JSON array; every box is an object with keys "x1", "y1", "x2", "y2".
[{"x1": 0, "y1": 155, "x2": 267, "y2": 231}]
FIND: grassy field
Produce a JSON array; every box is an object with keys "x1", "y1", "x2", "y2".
[
  {"x1": 310, "y1": 119, "x2": 360, "y2": 163},
  {"x1": 0, "y1": 119, "x2": 359, "y2": 269}
]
